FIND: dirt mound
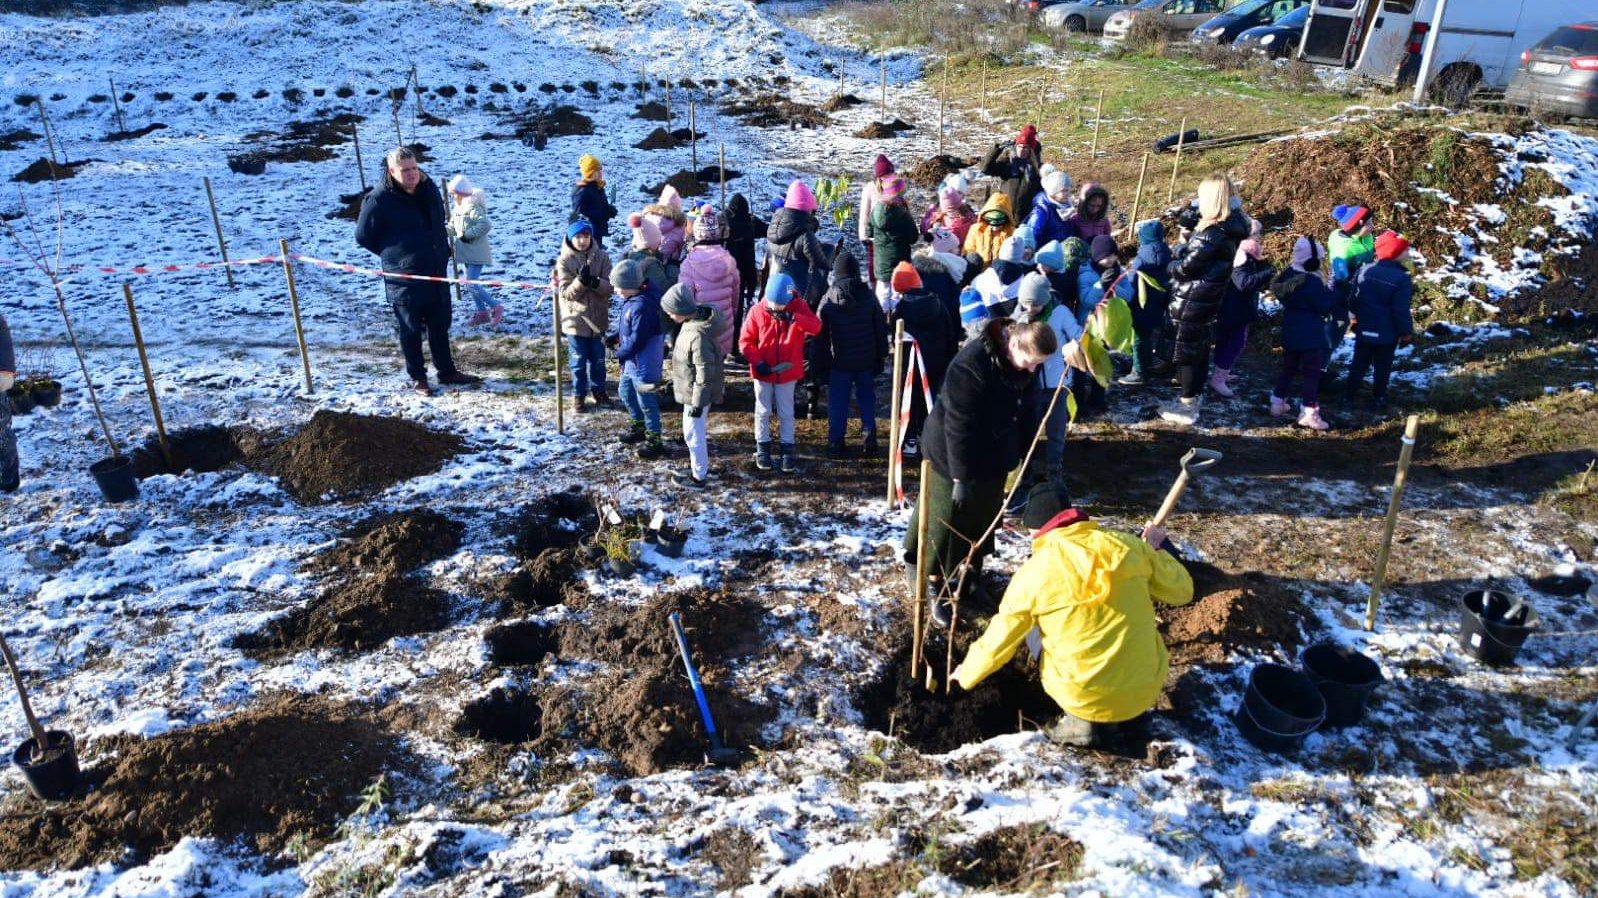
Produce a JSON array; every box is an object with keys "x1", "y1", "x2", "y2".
[
  {"x1": 489, "y1": 488, "x2": 597, "y2": 612},
  {"x1": 634, "y1": 126, "x2": 684, "y2": 150},
  {"x1": 856, "y1": 641, "x2": 1058, "y2": 755},
  {"x1": 105, "y1": 123, "x2": 167, "y2": 142},
  {"x1": 12, "y1": 157, "x2": 86, "y2": 183},
  {"x1": 327, "y1": 188, "x2": 370, "y2": 221},
  {"x1": 853, "y1": 119, "x2": 916, "y2": 139},
  {"x1": 504, "y1": 103, "x2": 594, "y2": 143},
  {"x1": 722, "y1": 94, "x2": 828, "y2": 130},
  {"x1": 645, "y1": 167, "x2": 743, "y2": 198},
  {"x1": 0, "y1": 130, "x2": 40, "y2": 152},
  {"x1": 905, "y1": 154, "x2": 971, "y2": 188},
  {"x1": 417, "y1": 111, "x2": 451, "y2": 127},
  {"x1": 491, "y1": 548, "x2": 588, "y2": 612},
  {"x1": 633, "y1": 101, "x2": 670, "y2": 122},
  {"x1": 311, "y1": 509, "x2": 461, "y2": 576},
  {"x1": 821, "y1": 93, "x2": 863, "y2": 113},
  {"x1": 250, "y1": 410, "x2": 463, "y2": 503},
  {"x1": 559, "y1": 587, "x2": 768, "y2": 670},
  {"x1": 130, "y1": 424, "x2": 253, "y2": 478},
  {"x1": 235, "y1": 573, "x2": 451, "y2": 656},
  {"x1": 0, "y1": 698, "x2": 405, "y2": 871},
  {"x1": 1160, "y1": 562, "x2": 1313, "y2": 668}
]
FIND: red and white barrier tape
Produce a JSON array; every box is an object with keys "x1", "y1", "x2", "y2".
[
  {"x1": 289, "y1": 252, "x2": 553, "y2": 291},
  {"x1": 892, "y1": 337, "x2": 936, "y2": 506}
]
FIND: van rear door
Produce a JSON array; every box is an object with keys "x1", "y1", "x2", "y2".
[{"x1": 1299, "y1": 0, "x2": 1373, "y2": 66}]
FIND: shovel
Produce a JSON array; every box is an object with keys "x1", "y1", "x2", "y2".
[
  {"x1": 1147, "y1": 448, "x2": 1222, "y2": 530},
  {"x1": 667, "y1": 611, "x2": 740, "y2": 768}
]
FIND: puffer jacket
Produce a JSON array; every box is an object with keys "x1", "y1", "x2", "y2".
[
  {"x1": 962, "y1": 193, "x2": 1017, "y2": 264},
  {"x1": 1351, "y1": 259, "x2": 1415, "y2": 346},
  {"x1": 954, "y1": 511, "x2": 1194, "y2": 724},
  {"x1": 911, "y1": 249, "x2": 968, "y2": 322},
  {"x1": 1116, "y1": 220, "x2": 1173, "y2": 331},
  {"x1": 1217, "y1": 257, "x2": 1276, "y2": 334},
  {"x1": 671, "y1": 305, "x2": 728, "y2": 408},
  {"x1": 1168, "y1": 210, "x2": 1252, "y2": 362},
  {"x1": 678, "y1": 244, "x2": 741, "y2": 356},
  {"x1": 725, "y1": 194, "x2": 766, "y2": 290},
  {"x1": 922, "y1": 319, "x2": 1041, "y2": 485},
  {"x1": 1025, "y1": 190, "x2": 1078, "y2": 249},
  {"x1": 869, "y1": 200, "x2": 920, "y2": 284},
  {"x1": 1272, "y1": 267, "x2": 1338, "y2": 353},
  {"x1": 1328, "y1": 229, "x2": 1375, "y2": 286},
  {"x1": 889, "y1": 286, "x2": 960, "y2": 394},
  {"x1": 555, "y1": 238, "x2": 614, "y2": 338},
  {"x1": 739, "y1": 295, "x2": 822, "y2": 385},
  {"x1": 816, "y1": 253, "x2": 888, "y2": 375},
  {"x1": 354, "y1": 170, "x2": 451, "y2": 306},
  {"x1": 1065, "y1": 183, "x2": 1111, "y2": 241},
  {"x1": 570, "y1": 180, "x2": 616, "y2": 242},
  {"x1": 449, "y1": 202, "x2": 492, "y2": 266},
  {"x1": 766, "y1": 207, "x2": 830, "y2": 304},
  {"x1": 644, "y1": 205, "x2": 688, "y2": 264},
  {"x1": 857, "y1": 177, "x2": 885, "y2": 243},
  {"x1": 615, "y1": 284, "x2": 664, "y2": 384}
]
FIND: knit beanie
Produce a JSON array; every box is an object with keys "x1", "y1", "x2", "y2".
[
  {"x1": 1016, "y1": 273, "x2": 1052, "y2": 314},
  {"x1": 660, "y1": 283, "x2": 699, "y2": 318},
  {"x1": 693, "y1": 204, "x2": 721, "y2": 241},
  {"x1": 578, "y1": 154, "x2": 603, "y2": 182},
  {"x1": 785, "y1": 179, "x2": 818, "y2": 213},
  {"x1": 765, "y1": 271, "x2": 798, "y2": 305},
  {"x1": 881, "y1": 174, "x2": 908, "y2": 202},
  {"x1": 1090, "y1": 235, "x2": 1119, "y2": 265},
  {"x1": 447, "y1": 174, "x2": 475, "y2": 196},
  {"x1": 1022, "y1": 482, "x2": 1074, "y2": 530},
  {"x1": 1136, "y1": 219, "x2": 1165, "y2": 245},
  {"x1": 873, "y1": 154, "x2": 895, "y2": 179},
  {"x1": 1016, "y1": 124, "x2": 1039, "y2": 150},
  {"x1": 658, "y1": 184, "x2": 683, "y2": 214},
  {"x1": 1374, "y1": 229, "x2": 1411, "y2": 261},
  {"x1": 769, "y1": 196, "x2": 786, "y2": 213},
  {"x1": 890, "y1": 261, "x2": 922, "y2": 293},
  {"x1": 1291, "y1": 236, "x2": 1324, "y2": 270},
  {"x1": 1061, "y1": 237, "x2": 1089, "y2": 272},
  {"x1": 998, "y1": 235, "x2": 1027, "y2": 264},
  {"x1": 1034, "y1": 240, "x2": 1067, "y2": 273},
  {"x1": 939, "y1": 187, "x2": 964, "y2": 214},
  {"x1": 930, "y1": 227, "x2": 959, "y2": 255},
  {"x1": 628, "y1": 212, "x2": 663, "y2": 251},
  {"x1": 942, "y1": 173, "x2": 970, "y2": 196},
  {"x1": 1042, "y1": 170, "x2": 1071, "y2": 200},
  {"x1": 959, "y1": 287, "x2": 990, "y2": 326},
  {"x1": 1333, "y1": 204, "x2": 1371, "y2": 234},
  {"x1": 567, "y1": 219, "x2": 593, "y2": 240},
  {"x1": 611, "y1": 258, "x2": 645, "y2": 291}
]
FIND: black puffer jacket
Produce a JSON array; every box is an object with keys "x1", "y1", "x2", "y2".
[
  {"x1": 890, "y1": 286, "x2": 960, "y2": 395},
  {"x1": 816, "y1": 252, "x2": 888, "y2": 375},
  {"x1": 1168, "y1": 210, "x2": 1252, "y2": 362},
  {"x1": 766, "y1": 207, "x2": 830, "y2": 304},
  {"x1": 354, "y1": 171, "x2": 451, "y2": 306},
  {"x1": 922, "y1": 319, "x2": 1040, "y2": 484},
  {"x1": 724, "y1": 194, "x2": 767, "y2": 290}
]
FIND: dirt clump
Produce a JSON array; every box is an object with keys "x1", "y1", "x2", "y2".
[
  {"x1": 503, "y1": 103, "x2": 594, "y2": 144},
  {"x1": 556, "y1": 587, "x2": 768, "y2": 670},
  {"x1": 242, "y1": 112, "x2": 364, "y2": 166},
  {"x1": 722, "y1": 93, "x2": 829, "y2": 130},
  {"x1": 491, "y1": 548, "x2": 588, "y2": 612},
  {"x1": 311, "y1": 509, "x2": 462, "y2": 576},
  {"x1": 856, "y1": 640, "x2": 1058, "y2": 754},
  {"x1": 12, "y1": 157, "x2": 86, "y2": 183},
  {"x1": 327, "y1": 188, "x2": 371, "y2": 221},
  {"x1": 821, "y1": 93, "x2": 863, "y2": 113},
  {"x1": 1160, "y1": 561, "x2": 1314, "y2": 667},
  {"x1": 699, "y1": 827, "x2": 762, "y2": 891},
  {"x1": 645, "y1": 167, "x2": 743, "y2": 199},
  {"x1": 248, "y1": 410, "x2": 463, "y2": 503},
  {"x1": 634, "y1": 126, "x2": 684, "y2": 150},
  {"x1": 489, "y1": 488, "x2": 597, "y2": 612},
  {"x1": 853, "y1": 119, "x2": 916, "y2": 139},
  {"x1": 633, "y1": 101, "x2": 670, "y2": 122},
  {"x1": 905, "y1": 154, "x2": 971, "y2": 188},
  {"x1": 235, "y1": 574, "x2": 451, "y2": 656},
  {"x1": 0, "y1": 130, "x2": 40, "y2": 152},
  {"x1": 130, "y1": 424, "x2": 253, "y2": 478},
  {"x1": 105, "y1": 123, "x2": 167, "y2": 142},
  {"x1": 0, "y1": 698, "x2": 406, "y2": 871}
]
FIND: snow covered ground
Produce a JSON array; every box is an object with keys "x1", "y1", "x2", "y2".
[{"x1": 0, "y1": 2, "x2": 1595, "y2": 897}]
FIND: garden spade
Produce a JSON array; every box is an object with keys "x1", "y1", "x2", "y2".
[
  {"x1": 1147, "y1": 448, "x2": 1222, "y2": 529},
  {"x1": 667, "y1": 612, "x2": 740, "y2": 768}
]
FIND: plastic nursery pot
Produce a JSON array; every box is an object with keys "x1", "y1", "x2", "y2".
[
  {"x1": 88, "y1": 455, "x2": 139, "y2": 504},
  {"x1": 28, "y1": 380, "x2": 61, "y2": 408},
  {"x1": 1458, "y1": 590, "x2": 1539, "y2": 666},
  {"x1": 11, "y1": 730, "x2": 81, "y2": 802},
  {"x1": 1299, "y1": 643, "x2": 1383, "y2": 728},
  {"x1": 653, "y1": 528, "x2": 687, "y2": 559},
  {"x1": 1234, "y1": 663, "x2": 1327, "y2": 753},
  {"x1": 604, "y1": 555, "x2": 636, "y2": 578},
  {"x1": 578, "y1": 537, "x2": 606, "y2": 566},
  {"x1": 6, "y1": 386, "x2": 34, "y2": 415}
]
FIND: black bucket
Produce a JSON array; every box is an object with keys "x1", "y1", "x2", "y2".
[
  {"x1": 1300, "y1": 643, "x2": 1383, "y2": 727},
  {"x1": 11, "y1": 730, "x2": 80, "y2": 801},
  {"x1": 1235, "y1": 664, "x2": 1326, "y2": 752},
  {"x1": 1458, "y1": 590, "x2": 1539, "y2": 666},
  {"x1": 654, "y1": 528, "x2": 686, "y2": 559},
  {"x1": 89, "y1": 454, "x2": 139, "y2": 503}
]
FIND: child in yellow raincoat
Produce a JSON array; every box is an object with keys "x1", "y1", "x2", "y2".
[{"x1": 961, "y1": 193, "x2": 1017, "y2": 265}]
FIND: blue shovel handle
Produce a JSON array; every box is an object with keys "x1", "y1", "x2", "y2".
[{"x1": 668, "y1": 611, "x2": 726, "y2": 752}]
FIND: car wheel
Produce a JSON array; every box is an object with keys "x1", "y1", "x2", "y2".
[
  {"x1": 1066, "y1": 14, "x2": 1087, "y2": 32},
  {"x1": 1277, "y1": 39, "x2": 1297, "y2": 60}
]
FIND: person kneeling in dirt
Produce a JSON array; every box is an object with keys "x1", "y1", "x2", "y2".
[
  {"x1": 662, "y1": 284, "x2": 727, "y2": 488},
  {"x1": 952, "y1": 483, "x2": 1194, "y2": 748}
]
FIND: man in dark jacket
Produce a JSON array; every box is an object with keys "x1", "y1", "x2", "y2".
[
  {"x1": 1345, "y1": 230, "x2": 1415, "y2": 410},
  {"x1": 888, "y1": 263, "x2": 960, "y2": 460},
  {"x1": 816, "y1": 252, "x2": 889, "y2": 458},
  {"x1": 355, "y1": 147, "x2": 481, "y2": 395},
  {"x1": 0, "y1": 311, "x2": 17, "y2": 492},
  {"x1": 980, "y1": 125, "x2": 1044, "y2": 219}
]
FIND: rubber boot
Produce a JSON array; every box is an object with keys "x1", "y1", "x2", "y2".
[
  {"x1": 1269, "y1": 394, "x2": 1292, "y2": 417},
  {"x1": 755, "y1": 442, "x2": 775, "y2": 471},
  {"x1": 637, "y1": 431, "x2": 666, "y2": 459},
  {"x1": 1208, "y1": 366, "x2": 1234, "y2": 398},
  {"x1": 862, "y1": 430, "x2": 880, "y2": 456},
  {"x1": 779, "y1": 443, "x2": 798, "y2": 474}
]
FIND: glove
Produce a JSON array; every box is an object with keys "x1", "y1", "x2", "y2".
[
  {"x1": 578, "y1": 263, "x2": 600, "y2": 289},
  {"x1": 771, "y1": 362, "x2": 794, "y2": 375},
  {"x1": 952, "y1": 479, "x2": 971, "y2": 509},
  {"x1": 687, "y1": 405, "x2": 704, "y2": 419},
  {"x1": 754, "y1": 362, "x2": 773, "y2": 377},
  {"x1": 604, "y1": 333, "x2": 620, "y2": 350}
]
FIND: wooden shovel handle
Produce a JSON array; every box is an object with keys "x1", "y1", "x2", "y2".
[
  {"x1": 1147, "y1": 471, "x2": 1191, "y2": 530},
  {"x1": 0, "y1": 633, "x2": 50, "y2": 757}
]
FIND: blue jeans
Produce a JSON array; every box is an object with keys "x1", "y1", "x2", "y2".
[
  {"x1": 566, "y1": 335, "x2": 606, "y2": 397},
  {"x1": 463, "y1": 263, "x2": 496, "y2": 312},
  {"x1": 620, "y1": 368, "x2": 661, "y2": 434},
  {"x1": 827, "y1": 369, "x2": 877, "y2": 444}
]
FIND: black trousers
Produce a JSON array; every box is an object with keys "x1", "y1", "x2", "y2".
[
  {"x1": 391, "y1": 292, "x2": 457, "y2": 382},
  {"x1": 1346, "y1": 340, "x2": 1396, "y2": 400}
]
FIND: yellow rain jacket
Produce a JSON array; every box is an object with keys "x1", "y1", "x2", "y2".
[
  {"x1": 954, "y1": 512, "x2": 1194, "y2": 723},
  {"x1": 961, "y1": 193, "x2": 1016, "y2": 264}
]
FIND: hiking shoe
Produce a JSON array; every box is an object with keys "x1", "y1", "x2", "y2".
[
  {"x1": 1159, "y1": 397, "x2": 1200, "y2": 427},
  {"x1": 620, "y1": 422, "x2": 646, "y2": 444},
  {"x1": 591, "y1": 389, "x2": 615, "y2": 409},
  {"x1": 573, "y1": 394, "x2": 590, "y2": 415},
  {"x1": 412, "y1": 379, "x2": 434, "y2": 396},
  {"x1": 439, "y1": 370, "x2": 483, "y2": 386},
  {"x1": 862, "y1": 431, "x2": 880, "y2": 456},
  {"x1": 1297, "y1": 404, "x2": 1330, "y2": 431},
  {"x1": 901, "y1": 436, "x2": 920, "y2": 460},
  {"x1": 1117, "y1": 370, "x2": 1146, "y2": 387},
  {"x1": 826, "y1": 442, "x2": 851, "y2": 460},
  {"x1": 1043, "y1": 713, "x2": 1097, "y2": 747},
  {"x1": 779, "y1": 443, "x2": 798, "y2": 474},
  {"x1": 489, "y1": 304, "x2": 505, "y2": 326},
  {"x1": 755, "y1": 442, "x2": 775, "y2": 471},
  {"x1": 468, "y1": 309, "x2": 491, "y2": 327},
  {"x1": 637, "y1": 434, "x2": 666, "y2": 460},
  {"x1": 671, "y1": 469, "x2": 709, "y2": 488},
  {"x1": 1269, "y1": 394, "x2": 1292, "y2": 417},
  {"x1": 1207, "y1": 367, "x2": 1234, "y2": 398}
]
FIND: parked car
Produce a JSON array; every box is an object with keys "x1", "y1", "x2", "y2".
[
  {"x1": 1041, "y1": 0, "x2": 1139, "y2": 32},
  {"x1": 1235, "y1": 4, "x2": 1310, "y2": 58},
  {"x1": 1104, "y1": 0, "x2": 1229, "y2": 43},
  {"x1": 1190, "y1": 0, "x2": 1309, "y2": 46},
  {"x1": 1505, "y1": 22, "x2": 1598, "y2": 119}
]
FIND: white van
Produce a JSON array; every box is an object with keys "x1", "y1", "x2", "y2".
[{"x1": 1297, "y1": 0, "x2": 1595, "y2": 100}]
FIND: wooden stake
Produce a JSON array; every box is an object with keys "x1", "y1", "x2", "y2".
[
  {"x1": 718, "y1": 142, "x2": 727, "y2": 210},
  {"x1": 911, "y1": 458, "x2": 933, "y2": 687},
  {"x1": 665, "y1": 85, "x2": 673, "y2": 133},
  {"x1": 442, "y1": 182, "x2": 463, "y2": 308},
  {"x1": 553, "y1": 291, "x2": 565, "y2": 435},
  {"x1": 1129, "y1": 152, "x2": 1151, "y2": 231},
  {"x1": 123, "y1": 282, "x2": 170, "y2": 467},
  {"x1": 390, "y1": 99, "x2": 404, "y2": 148},
  {"x1": 1365, "y1": 415, "x2": 1420, "y2": 632},
  {"x1": 938, "y1": 60, "x2": 948, "y2": 158},
  {"x1": 1167, "y1": 116, "x2": 1188, "y2": 204},
  {"x1": 50, "y1": 281, "x2": 117, "y2": 456},
  {"x1": 203, "y1": 176, "x2": 236, "y2": 289},
  {"x1": 109, "y1": 77, "x2": 126, "y2": 134},
  {"x1": 880, "y1": 50, "x2": 888, "y2": 121},
  {"x1": 1035, "y1": 81, "x2": 1044, "y2": 126},
  {"x1": 838, "y1": 59, "x2": 845, "y2": 96},
  {"x1": 36, "y1": 99, "x2": 58, "y2": 168},
  {"x1": 278, "y1": 239, "x2": 314, "y2": 395},
  {"x1": 981, "y1": 64, "x2": 989, "y2": 115},
  {"x1": 410, "y1": 65, "x2": 423, "y2": 118},
  {"x1": 352, "y1": 121, "x2": 367, "y2": 192},
  {"x1": 887, "y1": 319, "x2": 906, "y2": 507},
  {"x1": 689, "y1": 101, "x2": 698, "y2": 173},
  {"x1": 0, "y1": 634, "x2": 51, "y2": 763},
  {"x1": 1091, "y1": 88, "x2": 1105, "y2": 158}
]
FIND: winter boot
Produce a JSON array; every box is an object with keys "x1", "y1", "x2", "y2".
[
  {"x1": 573, "y1": 394, "x2": 590, "y2": 415},
  {"x1": 826, "y1": 441, "x2": 851, "y2": 460},
  {"x1": 1269, "y1": 394, "x2": 1292, "y2": 417},
  {"x1": 1159, "y1": 396, "x2": 1201, "y2": 427},
  {"x1": 1043, "y1": 712, "x2": 1098, "y2": 747},
  {"x1": 1117, "y1": 370, "x2": 1146, "y2": 387},
  {"x1": 489, "y1": 304, "x2": 505, "y2": 326},
  {"x1": 1207, "y1": 367, "x2": 1234, "y2": 398},
  {"x1": 1296, "y1": 404, "x2": 1329, "y2": 431},
  {"x1": 779, "y1": 443, "x2": 798, "y2": 474},
  {"x1": 637, "y1": 432, "x2": 666, "y2": 459},
  {"x1": 620, "y1": 420, "x2": 646, "y2": 444},
  {"x1": 755, "y1": 442, "x2": 775, "y2": 471},
  {"x1": 591, "y1": 388, "x2": 615, "y2": 409},
  {"x1": 468, "y1": 309, "x2": 491, "y2": 327},
  {"x1": 862, "y1": 430, "x2": 880, "y2": 456}
]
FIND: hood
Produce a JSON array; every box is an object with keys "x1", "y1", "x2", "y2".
[
  {"x1": 991, "y1": 258, "x2": 1030, "y2": 285},
  {"x1": 1136, "y1": 219, "x2": 1165, "y2": 246},
  {"x1": 726, "y1": 193, "x2": 751, "y2": 220},
  {"x1": 913, "y1": 248, "x2": 969, "y2": 283},
  {"x1": 831, "y1": 249, "x2": 862, "y2": 284},
  {"x1": 1030, "y1": 518, "x2": 1125, "y2": 613},
  {"x1": 686, "y1": 242, "x2": 737, "y2": 278},
  {"x1": 1077, "y1": 183, "x2": 1110, "y2": 221},
  {"x1": 978, "y1": 192, "x2": 1014, "y2": 222},
  {"x1": 767, "y1": 207, "x2": 816, "y2": 244},
  {"x1": 1223, "y1": 208, "x2": 1254, "y2": 240},
  {"x1": 1270, "y1": 266, "x2": 1308, "y2": 297}
]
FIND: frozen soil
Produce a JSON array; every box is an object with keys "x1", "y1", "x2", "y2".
[{"x1": 248, "y1": 409, "x2": 465, "y2": 503}]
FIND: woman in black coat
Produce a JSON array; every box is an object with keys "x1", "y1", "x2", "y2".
[{"x1": 1164, "y1": 174, "x2": 1252, "y2": 425}]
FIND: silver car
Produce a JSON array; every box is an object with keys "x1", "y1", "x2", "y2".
[
  {"x1": 1103, "y1": 0, "x2": 1229, "y2": 42},
  {"x1": 1041, "y1": 0, "x2": 1140, "y2": 33}
]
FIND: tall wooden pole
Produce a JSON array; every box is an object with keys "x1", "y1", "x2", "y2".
[
  {"x1": 1091, "y1": 88, "x2": 1105, "y2": 158},
  {"x1": 278, "y1": 239, "x2": 314, "y2": 395},
  {"x1": 1167, "y1": 116, "x2": 1189, "y2": 204},
  {"x1": 880, "y1": 50, "x2": 888, "y2": 121},
  {"x1": 911, "y1": 458, "x2": 933, "y2": 688},
  {"x1": 981, "y1": 64, "x2": 989, "y2": 115},
  {"x1": 109, "y1": 77, "x2": 126, "y2": 134},
  {"x1": 689, "y1": 101, "x2": 698, "y2": 173},
  {"x1": 352, "y1": 121, "x2": 368, "y2": 192},
  {"x1": 410, "y1": 65, "x2": 423, "y2": 118},
  {"x1": 122, "y1": 283, "x2": 170, "y2": 467},
  {"x1": 1129, "y1": 152, "x2": 1151, "y2": 232},
  {"x1": 203, "y1": 177, "x2": 236, "y2": 289},
  {"x1": 553, "y1": 292, "x2": 565, "y2": 434},
  {"x1": 718, "y1": 142, "x2": 727, "y2": 210},
  {"x1": 1365, "y1": 416, "x2": 1420, "y2": 632},
  {"x1": 938, "y1": 60, "x2": 948, "y2": 158},
  {"x1": 886, "y1": 320, "x2": 906, "y2": 506},
  {"x1": 50, "y1": 281, "x2": 117, "y2": 456}
]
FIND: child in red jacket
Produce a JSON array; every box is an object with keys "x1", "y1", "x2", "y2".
[{"x1": 740, "y1": 272, "x2": 822, "y2": 474}]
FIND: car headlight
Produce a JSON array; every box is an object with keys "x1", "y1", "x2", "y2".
[{"x1": 1261, "y1": 34, "x2": 1276, "y2": 45}]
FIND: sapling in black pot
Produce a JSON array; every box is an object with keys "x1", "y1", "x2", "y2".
[{"x1": 0, "y1": 632, "x2": 79, "y2": 801}]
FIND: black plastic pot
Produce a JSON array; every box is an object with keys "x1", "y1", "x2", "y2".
[
  {"x1": 604, "y1": 556, "x2": 635, "y2": 578},
  {"x1": 1235, "y1": 663, "x2": 1326, "y2": 753},
  {"x1": 654, "y1": 528, "x2": 686, "y2": 559},
  {"x1": 6, "y1": 386, "x2": 34, "y2": 415},
  {"x1": 12, "y1": 730, "x2": 80, "y2": 801},
  {"x1": 1300, "y1": 643, "x2": 1383, "y2": 727},
  {"x1": 29, "y1": 381, "x2": 61, "y2": 408},
  {"x1": 1459, "y1": 590, "x2": 1539, "y2": 666},
  {"x1": 89, "y1": 454, "x2": 139, "y2": 503}
]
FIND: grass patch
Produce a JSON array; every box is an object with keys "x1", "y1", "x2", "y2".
[
  {"x1": 1544, "y1": 461, "x2": 1598, "y2": 519},
  {"x1": 1425, "y1": 390, "x2": 1598, "y2": 464}
]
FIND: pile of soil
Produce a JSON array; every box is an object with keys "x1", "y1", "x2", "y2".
[
  {"x1": 722, "y1": 93, "x2": 829, "y2": 130},
  {"x1": 249, "y1": 410, "x2": 463, "y2": 503},
  {"x1": 561, "y1": 587, "x2": 767, "y2": 670},
  {"x1": 327, "y1": 188, "x2": 370, "y2": 221},
  {"x1": 820, "y1": 93, "x2": 863, "y2": 113},
  {"x1": 130, "y1": 424, "x2": 253, "y2": 479},
  {"x1": 104, "y1": 123, "x2": 167, "y2": 142},
  {"x1": 0, "y1": 130, "x2": 40, "y2": 152},
  {"x1": 503, "y1": 103, "x2": 594, "y2": 143},
  {"x1": 634, "y1": 126, "x2": 684, "y2": 150},
  {"x1": 0, "y1": 699, "x2": 405, "y2": 871},
  {"x1": 856, "y1": 640, "x2": 1058, "y2": 755},
  {"x1": 417, "y1": 111, "x2": 451, "y2": 127},
  {"x1": 12, "y1": 157, "x2": 86, "y2": 183},
  {"x1": 1159, "y1": 561, "x2": 1314, "y2": 668},
  {"x1": 905, "y1": 154, "x2": 971, "y2": 188},
  {"x1": 645, "y1": 167, "x2": 743, "y2": 198},
  {"x1": 489, "y1": 487, "x2": 598, "y2": 612},
  {"x1": 853, "y1": 119, "x2": 916, "y2": 139},
  {"x1": 243, "y1": 112, "x2": 363, "y2": 165},
  {"x1": 633, "y1": 101, "x2": 670, "y2": 122},
  {"x1": 310, "y1": 509, "x2": 462, "y2": 576}
]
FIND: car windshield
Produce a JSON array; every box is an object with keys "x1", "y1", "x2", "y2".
[
  {"x1": 1536, "y1": 25, "x2": 1598, "y2": 57},
  {"x1": 1226, "y1": 0, "x2": 1273, "y2": 16},
  {"x1": 1275, "y1": 5, "x2": 1309, "y2": 26}
]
